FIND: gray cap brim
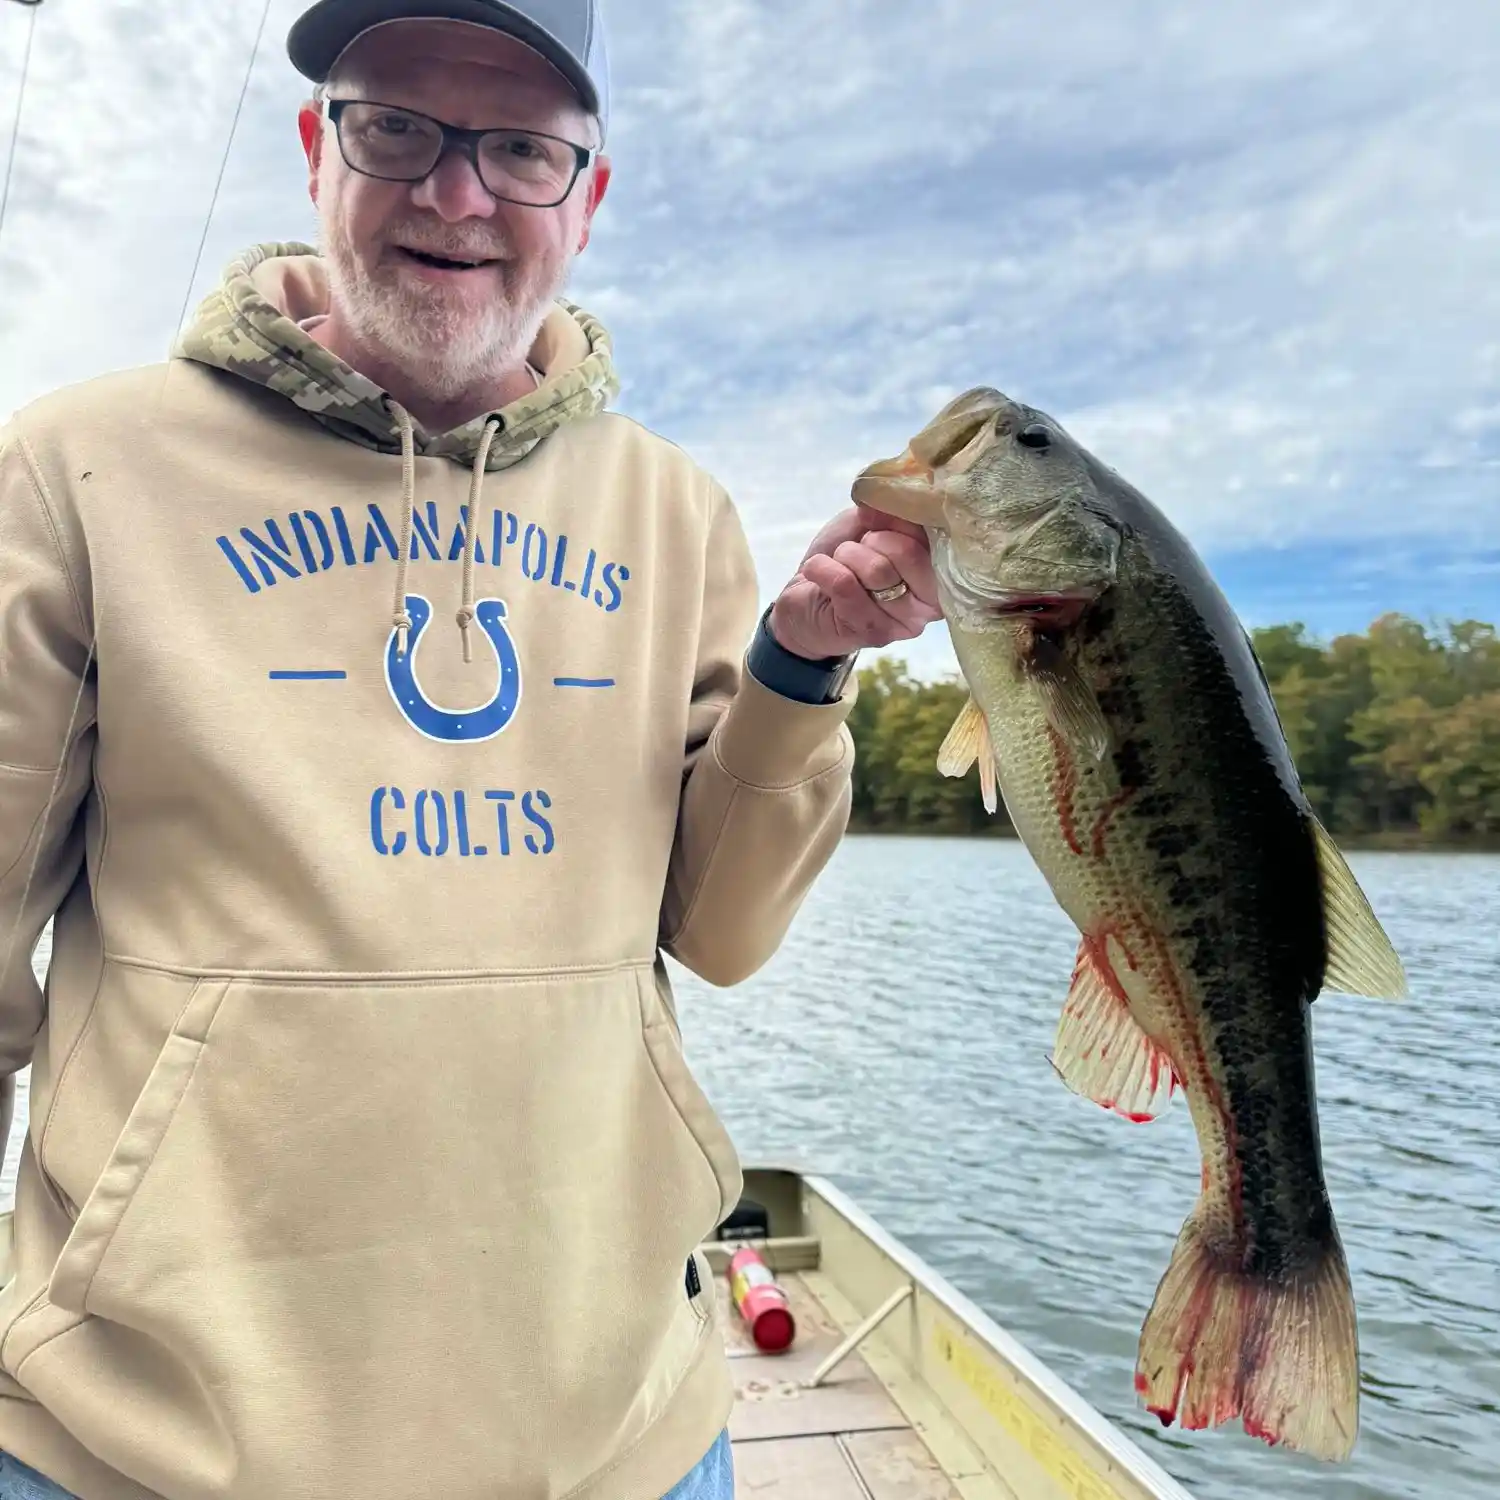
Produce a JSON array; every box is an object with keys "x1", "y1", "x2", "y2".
[{"x1": 286, "y1": 0, "x2": 602, "y2": 118}]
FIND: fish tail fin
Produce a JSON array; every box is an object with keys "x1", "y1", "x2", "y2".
[{"x1": 1136, "y1": 1212, "x2": 1359, "y2": 1462}]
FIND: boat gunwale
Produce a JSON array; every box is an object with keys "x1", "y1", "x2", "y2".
[{"x1": 792, "y1": 1166, "x2": 1199, "y2": 1500}]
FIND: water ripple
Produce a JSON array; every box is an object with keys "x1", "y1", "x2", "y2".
[{"x1": 670, "y1": 835, "x2": 1500, "y2": 1500}]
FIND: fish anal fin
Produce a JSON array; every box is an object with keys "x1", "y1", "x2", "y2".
[
  {"x1": 936, "y1": 695, "x2": 999, "y2": 814},
  {"x1": 1310, "y1": 817, "x2": 1407, "y2": 999},
  {"x1": 1051, "y1": 934, "x2": 1178, "y2": 1122},
  {"x1": 1137, "y1": 1212, "x2": 1359, "y2": 1462}
]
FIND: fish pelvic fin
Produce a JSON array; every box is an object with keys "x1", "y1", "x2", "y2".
[
  {"x1": 1051, "y1": 934, "x2": 1179, "y2": 1122},
  {"x1": 1136, "y1": 1214, "x2": 1360, "y2": 1463},
  {"x1": 937, "y1": 695, "x2": 999, "y2": 814},
  {"x1": 1310, "y1": 817, "x2": 1408, "y2": 999}
]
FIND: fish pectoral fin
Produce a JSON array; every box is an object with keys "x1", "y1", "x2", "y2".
[
  {"x1": 936, "y1": 695, "x2": 999, "y2": 814},
  {"x1": 1310, "y1": 817, "x2": 1408, "y2": 999},
  {"x1": 1050, "y1": 935, "x2": 1179, "y2": 1122},
  {"x1": 1025, "y1": 651, "x2": 1110, "y2": 761}
]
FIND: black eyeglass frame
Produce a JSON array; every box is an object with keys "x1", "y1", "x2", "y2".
[{"x1": 324, "y1": 98, "x2": 596, "y2": 209}]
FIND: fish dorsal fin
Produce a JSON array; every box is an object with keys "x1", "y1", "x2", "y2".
[
  {"x1": 1311, "y1": 817, "x2": 1407, "y2": 999},
  {"x1": 936, "y1": 695, "x2": 999, "y2": 813},
  {"x1": 1051, "y1": 934, "x2": 1179, "y2": 1122}
]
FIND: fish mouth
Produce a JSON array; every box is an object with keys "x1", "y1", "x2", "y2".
[
  {"x1": 851, "y1": 446, "x2": 945, "y2": 525},
  {"x1": 852, "y1": 386, "x2": 1009, "y2": 526}
]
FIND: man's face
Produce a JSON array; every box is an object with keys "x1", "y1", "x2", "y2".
[{"x1": 297, "y1": 20, "x2": 610, "y2": 401}]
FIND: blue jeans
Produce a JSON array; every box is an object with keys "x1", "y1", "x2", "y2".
[
  {"x1": 0, "y1": 1456, "x2": 68, "y2": 1500},
  {"x1": 0, "y1": 1432, "x2": 735, "y2": 1499},
  {"x1": 663, "y1": 1429, "x2": 735, "y2": 1498}
]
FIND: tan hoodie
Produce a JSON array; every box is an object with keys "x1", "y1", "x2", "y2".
[{"x1": 0, "y1": 243, "x2": 855, "y2": 1500}]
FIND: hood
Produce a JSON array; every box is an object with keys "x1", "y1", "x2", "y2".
[
  {"x1": 174, "y1": 241, "x2": 620, "y2": 469},
  {"x1": 173, "y1": 242, "x2": 620, "y2": 665}
]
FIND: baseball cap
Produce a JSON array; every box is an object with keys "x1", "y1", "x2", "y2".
[{"x1": 286, "y1": 0, "x2": 609, "y2": 136}]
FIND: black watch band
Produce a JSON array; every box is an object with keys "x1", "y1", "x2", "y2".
[{"x1": 745, "y1": 607, "x2": 858, "y2": 705}]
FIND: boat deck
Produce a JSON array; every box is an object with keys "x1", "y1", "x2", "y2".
[
  {"x1": 717, "y1": 1268, "x2": 962, "y2": 1498},
  {"x1": 701, "y1": 1167, "x2": 1197, "y2": 1500}
]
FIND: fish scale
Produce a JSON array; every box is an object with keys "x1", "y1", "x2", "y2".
[{"x1": 853, "y1": 384, "x2": 1407, "y2": 1466}]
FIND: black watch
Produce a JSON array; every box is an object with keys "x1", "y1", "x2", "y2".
[{"x1": 745, "y1": 607, "x2": 858, "y2": 705}]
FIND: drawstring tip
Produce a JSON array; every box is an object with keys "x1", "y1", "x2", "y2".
[
  {"x1": 457, "y1": 614, "x2": 474, "y2": 664},
  {"x1": 395, "y1": 623, "x2": 410, "y2": 658}
]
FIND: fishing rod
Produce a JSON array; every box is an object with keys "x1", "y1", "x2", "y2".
[{"x1": 0, "y1": 0, "x2": 40, "y2": 239}]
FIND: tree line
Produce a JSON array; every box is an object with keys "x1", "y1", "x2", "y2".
[{"x1": 846, "y1": 613, "x2": 1500, "y2": 845}]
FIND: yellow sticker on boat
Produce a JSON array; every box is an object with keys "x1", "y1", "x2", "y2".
[{"x1": 932, "y1": 1318, "x2": 1122, "y2": 1500}]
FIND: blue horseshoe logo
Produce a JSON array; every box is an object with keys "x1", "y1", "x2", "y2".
[{"x1": 384, "y1": 593, "x2": 523, "y2": 742}]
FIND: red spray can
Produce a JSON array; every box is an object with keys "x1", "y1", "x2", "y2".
[{"x1": 728, "y1": 1245, "x2": 796, "y2": 1353}]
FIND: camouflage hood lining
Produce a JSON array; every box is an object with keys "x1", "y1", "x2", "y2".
[
  {"x1": 173, "y1": 241, "x2": 620, "y2": 469},
  {"x1": 173, "y1": 241, "x2": 621, "y2": 662}
]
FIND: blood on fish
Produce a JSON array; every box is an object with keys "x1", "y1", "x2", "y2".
[
  {"x1": 1148, "y1": 1359, "x2": 1195, "y2": 1427},
  {"x1": 1124, "y1": 916, "x2": 1244, "y2": 1237},
  {"x1": 1090, "y1": 784, "x2": 1136, "y2": 859},
  {"x1": 1148, "y1": 1050, "x2": 1167, "y2": 1092},
  {"x1": 1047, "y1": 726, "x2": 1085, "y2": 856},
  {"x1": 1079, "y1": 925, "x2": 1140, "y2": 1000},
  {"x1": 1042, "y1": 706, "x2": 1134, "y2": 861}
]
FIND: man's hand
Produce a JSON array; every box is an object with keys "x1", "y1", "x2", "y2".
[{"x1": 768, "y1": 504, "x2": 943, "y2": 660}]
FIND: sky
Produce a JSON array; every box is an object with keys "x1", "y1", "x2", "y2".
[{"x1": 1, "y1": 0, "x2": 1496, "y2": 682}]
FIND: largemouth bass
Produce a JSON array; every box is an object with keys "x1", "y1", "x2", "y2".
[{"x1": 852, "y1": 388, "x2": 1406, "y2": 1463}]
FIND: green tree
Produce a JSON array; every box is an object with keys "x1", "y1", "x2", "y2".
[
  {"x1": 846, "y1": 660, "x2": 1009, "y2": 834},
  {"x1": 1249, "y1": 622, "x2": 1326, "y2": 684},
  {"x1": 1418, "y1": 691, "x2": 1500, "y2": 836}
]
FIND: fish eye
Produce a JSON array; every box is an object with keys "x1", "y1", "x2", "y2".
[{"x1": 1016, "y1": 423, "x2": 1052, "y2": 450}]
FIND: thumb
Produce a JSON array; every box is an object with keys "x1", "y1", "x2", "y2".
[{"x1": 854, "y1": 501, "x2": 929, "y2": 542}]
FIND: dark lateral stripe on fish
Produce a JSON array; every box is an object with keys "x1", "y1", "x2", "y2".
[
  {"x1": 1113, "y1": 576, "x2": 1331, "y2": 1279},
  {"x1": 1076, "y1": 579, "x2": 1333, "y2": 1275}
]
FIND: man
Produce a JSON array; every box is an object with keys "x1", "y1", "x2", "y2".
[{"x1": 0, "y1": 2, "x2": 940, "y2": 1497}]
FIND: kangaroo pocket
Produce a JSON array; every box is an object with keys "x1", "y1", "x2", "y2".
[{"x1": 11, "y1": 964, "x2": 739, "y2": 1500}]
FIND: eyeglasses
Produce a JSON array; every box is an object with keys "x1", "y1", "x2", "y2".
[{"x1": 325, "y1": 99, "x2": 595, "y2": 209}]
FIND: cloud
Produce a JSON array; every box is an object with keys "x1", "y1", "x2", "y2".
[
  {"x1": 1, "y1": 0, "x2": 1496, "y2": 682},
  {"x1": 0, "y1": 1, "x2": 314, "y2": 382}
]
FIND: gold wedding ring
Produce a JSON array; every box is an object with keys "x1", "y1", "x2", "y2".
[{"x1": 868, "y1": 581, "x2": 909, "y2": 603}]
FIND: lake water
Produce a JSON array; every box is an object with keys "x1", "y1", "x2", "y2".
[{"x1": 12, "y1": 837, "x2": 1498, "y2": 1500}]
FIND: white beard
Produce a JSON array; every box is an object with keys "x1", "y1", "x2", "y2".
[{"x1": 318, "y1": 203, "x2": 571, "y2": 402}]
